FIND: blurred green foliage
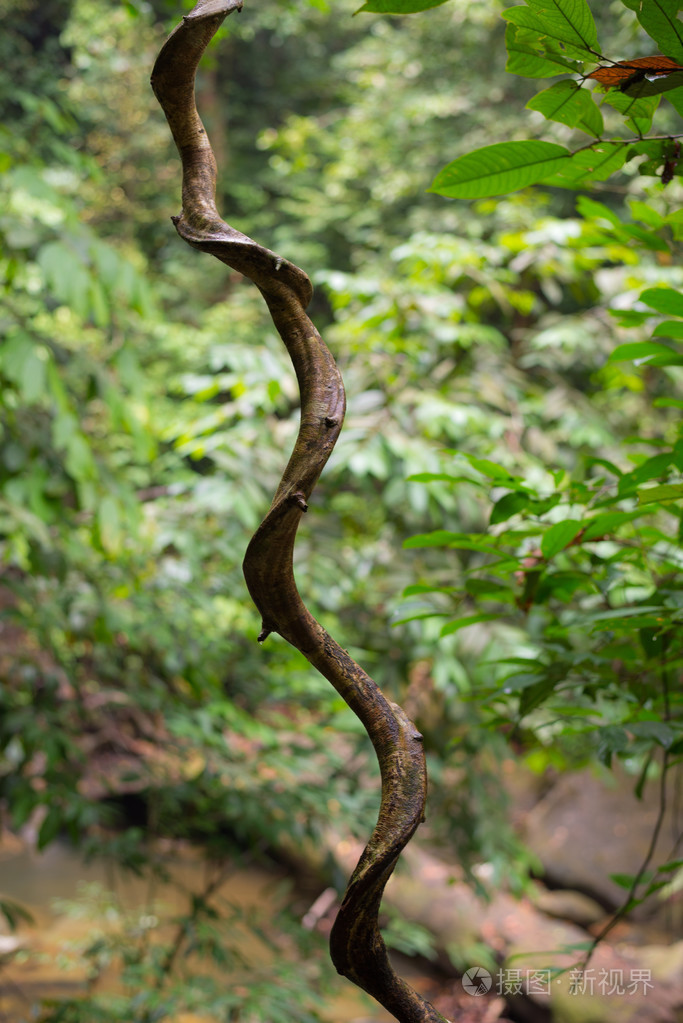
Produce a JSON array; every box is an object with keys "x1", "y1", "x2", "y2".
[{"x1": 1, "y1": 0, "x2": 682, "y2": 1018}]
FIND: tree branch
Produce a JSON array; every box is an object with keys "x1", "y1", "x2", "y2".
[{"x1": 151, "y1": 4, "x2": 449, "y2": 1020}]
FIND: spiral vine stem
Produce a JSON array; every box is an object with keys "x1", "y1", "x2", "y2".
[{"x1": 151, "y1": 5, "x2": 450, "y2": 1020}]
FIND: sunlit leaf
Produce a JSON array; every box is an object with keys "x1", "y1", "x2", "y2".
[
  {"x1": 542, "y1": 141, "x2": 629, "y2": 186},
  {"x1": 621, "y1": 0, "x2": 683, "y2": 63},
  {"x1": 601, "y1": 89, "x2": 660, "y2": 135},
  {"x1": 505, "y1": 23, "x2": 583, "y2": 78},
  {"x1": 640, "y1": 286, "x2": 683, "y2": 317},
  {"x1": 526, "y1": 81, "x2": 603, "y2": 134},
  {"x1": 430, "y1": 141, "x2": 570, "y2": 199},
  {"x1": 503, "y1": 0, "x2": 597, "y2": 60}
]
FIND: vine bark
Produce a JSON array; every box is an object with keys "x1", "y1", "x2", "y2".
[{"x1": 151, "y1": 5, "x2": 450, "y2": 1020}]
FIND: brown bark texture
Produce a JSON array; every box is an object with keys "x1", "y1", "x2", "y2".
[{"x1": 151, "y1": 5, "x2": 450, "y2": 1021}]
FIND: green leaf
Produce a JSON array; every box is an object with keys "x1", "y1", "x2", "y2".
[
  {"x1": 464, "y1": 578, "x2": 511, "y2": 597},
  {"x1": 403, "y1": 583, "x2": 455, "y2": 596},
  {"x1": 542, "y1": 141, "x2": 629, "y2": 187},
  {"x1": 519, "y1": 676, "x2": 559, "y2": 717},
  {"x1": 465, "y1": 456, "x2": 524, "y2": 482},
  {"x1": 527, "y1": 0, "x2": 598, "y2": 48},
  {"x1": 393, "y1": 609, "x2": 449, "y2": 624},
  {"x1": 356, "y1": 0, "x2": 450, "y2": 10},
  {"x1": 404, "y1": 529, "x2": 462, "y2": 548},
  {"x1": 576, "y1": 194, "x2": 620, "y2": 225},
  {"x1": 440, "y1": 613, "x2": 499, "y2": 637},
  {"x1": 407, "y1": 472, "x2": 478, "y2": 485},
  {"x1": 602, "y1": 90, "x2": 660, "y2": 136},
  {"x1": 38, "y1": 806, "x2": 63, "y2": 851},
  {"x1": 628, "y1": 721, "x2": 675, "y2": 747},
  {"x1": 503, "y1": 0, "x2": 597, "y2": 60},
  {"x1": 540, "y1": 519, "x2": 583, "y2": 557},
  {"x1": 619, "y1": 452, "x2": 673, "y2": 493},
  {"x1": 615, "y1": 223, "x2": 669, "y2": 252},
  {"x1": 583, "y1": 606, "x2": 664, "y2": 623},
  {"x1": 640, "y1": 287, "x2": 683, "y2": 317},
  {"x1": 658, "y1": 859, "x2": 683, "y2": 874},
  {"x1": 582, "y1": 510, "x2": 644, "y2": 540},
  {"x1": 638, "y1": 482, "x2": 683, "y2": 504},
  {"x1": 526, "y1": 81, "x2": 603, "y2": 135},
  {"x1": 610, "y1": 872, "x2": 636, "y2": 890},
  {"x1": 38, "y1": 240, "x2": 90, "y2": 320},
  {"x1": 598, "y1": 725, "x2": 628, "y2": 766},
  {"x1": 1, "y1": 334, "x2": 47, "y2": 403},
  {"x1": 430, "y1": 141, "x2": 570, "y2": 199},
  {"x1": 64, "y1": 433, "x2": 96, "y2": 484},
  {"x1": 490, "y1": 492, "x2": 531, "y2": 524},
  {"x1": 0, "y1": 898, "x2": 34, "y2": 930},
  {"x1": 505, "y1": 23, "x2": 583, "y2": 78},
  {"x1": 97, "y1": 496, "x2": 123, "y2": 554},
  {"x1": 608, "y1": 341, "x2": 678, "y2": 364},
  {"x1": 404, "y1": 531, "x2": 500, "y2": 553},
  {"x1": 629, "y1": 199, "x2": 664, "y2": 228},
  {"x1": 653, "y1": 320, "x2": 683, "y2": 339},
  {"x1": 621, "y1": 0, "x2": 683, "y2": 63}
]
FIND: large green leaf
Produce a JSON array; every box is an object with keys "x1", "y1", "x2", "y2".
[
  {"x1": 503, "y1": 0, "x2": 597, "y2": 60},
  {"x1": 621, "y1": 0, "x2": 683, "y2": 63},
  {"x1": 527, "y1": 0, "x2": 598, "y2": 47},
  {"x1": 505, "y1": 23, "x2": 582, "y2": 77},
  {"x1": 526, "y1": 80, "x2": 603, "y2": 134},
  {"x1": 542, "y1": 141, "x2": 630, "y2": 186},
  {"x1": 430, "y1": 140, "x2": 570, "y2": 199}
]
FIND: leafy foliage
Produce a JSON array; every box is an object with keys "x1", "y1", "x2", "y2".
[
  {"x1": 432, "y1": 0, "x2": 683, "y2": 197},
  {"x1": 1, "y1": 0, "x2": 682, "y2": 1017}
]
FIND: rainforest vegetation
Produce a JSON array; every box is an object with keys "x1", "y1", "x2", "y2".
[{"x1": 1, "y1": 0, "x2": 682, "y2": 1021}]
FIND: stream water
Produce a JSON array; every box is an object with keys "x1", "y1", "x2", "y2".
[{"x1": 0, "y1": 839, "x2": 408, "y2": 1022}]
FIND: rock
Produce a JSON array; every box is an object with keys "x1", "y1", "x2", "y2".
[
  {"x1": 638, "y1": 941, "x2": 683, "y2": 989},
  {"x1": 522, "y1": 765, "x2": 682, "y2": 931},
  {"x1": 530, "y1": 887, "x2": 606, "y2": 928},
  {"x1": 330, "y1": 838, "x2": 683, "y2": 1023}
]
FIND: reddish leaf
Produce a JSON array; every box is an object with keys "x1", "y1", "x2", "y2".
[{"x1": 587, "y1": 54, "x2": 683, "y2": 90}]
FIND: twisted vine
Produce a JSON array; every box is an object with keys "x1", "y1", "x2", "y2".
[{"x1": 152, "y1": 5, "x2": 449, "y2": 1020}]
